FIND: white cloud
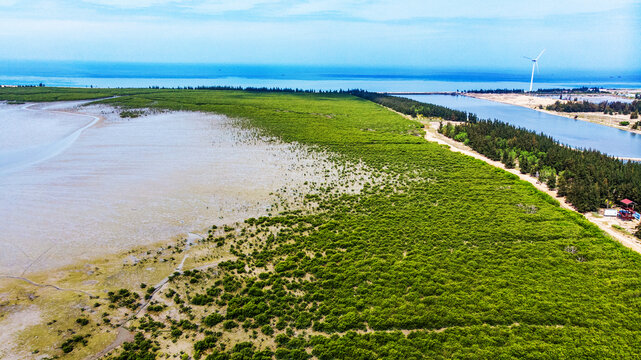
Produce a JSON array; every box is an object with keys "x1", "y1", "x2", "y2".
[
  {"x1": 0, "y1": 17, "x2": 443, "y2": 64},
  {"x1": 79, "y1": 0, "x2": 282, "y2": 12},
  {"x1": 282, "y1": 0, "x2": 634, "y2": 21},
  {"x1": 182, "y1": 0, "x2": 281, "y2": 14},
  {"x1": 80, "y1": 0, "x2": 181, "y2": 8},
  {"x1": 0, "y1": 0, "x2": 636, "y2": 70},
  {"x1": 283, "y1": 0, "x2": 363, "y2": 16},
  {"x1": 5, "y1": 0, "x2": 636, "y2": 21}
]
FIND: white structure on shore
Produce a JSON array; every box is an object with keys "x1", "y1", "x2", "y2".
[{"x1": 523, "y1": 49, "x2": 545, "y2": 92}]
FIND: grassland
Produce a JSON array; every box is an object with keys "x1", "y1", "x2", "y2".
[
  {"x1": 0, "y1": 87, "x2": 156, "y2": 102},
  {"x1": 2, "y1": 88, "x2": 641, "y2": 359}
]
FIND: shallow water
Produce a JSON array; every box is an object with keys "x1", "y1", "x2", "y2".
[
  {"x1": 0, "y1": 103, "x2": 343, "y2": 274},
  {"x1": 0, "y1": 101, "x2": 101, "y2": 174},
  {"x1": 404, "y1": 94, "x2": 641, "y2": 159}
]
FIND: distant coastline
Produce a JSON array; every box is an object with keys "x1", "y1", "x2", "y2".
[{"x1": 2, "y1": 61, "x2": 640, "y2": 90}]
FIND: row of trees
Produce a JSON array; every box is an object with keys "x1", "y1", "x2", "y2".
[
  {"x1": 12, "y1": 83, "x2": 46, "y2": 87},
  {"x1": 547, "y1": 100, "x2": 641, "y2": 117},
  {"x1": 535, "y1": 87, "x2": 602, "y2": 94},
  {"x1": 465, "y1": 89, "x2": 525, "y2": 94},
  {"x1": 144, "y1": 85, "x2": 350, "y2": 93},
  {"x1": 464, "y1": 87, "x2": 602, "y2": 94},
  {"x1": 439, "y1": 120, "x2": 641, "y2": 213},
  {"x1": 346, "y1": 92, "x2": 641, "y2": 214},
  {"x1": 349, "y1": 90, "x2": 476, "y2": 122}
]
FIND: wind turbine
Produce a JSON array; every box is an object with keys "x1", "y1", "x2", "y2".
[{"x1": 524, "y1": 49, "x2": 545, "y2": 92}]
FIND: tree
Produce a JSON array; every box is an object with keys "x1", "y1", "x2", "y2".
[
  {"x1": 502, "y1": 150, "x2": 515, "y2": 169},
  {"x1": 547, "y1": 175, "x2": 557, "y2": 189},
  {"x1": 557, "y1": 174, "x2": 568, "y2": 197},
  {"x1": 519, "y1": 155, "x2": 530, "y2": 174}
]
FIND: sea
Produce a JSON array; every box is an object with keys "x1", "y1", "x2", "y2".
[{"x1": 1, "y1": 60, "x2": 640, "y2": 91}]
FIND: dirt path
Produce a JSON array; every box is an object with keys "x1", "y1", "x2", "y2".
[
  {"x1": 0, "y1": 275, "x2": 94, "y2": 297},
  {"x1": 88, "y1": 327, "x2": 134, "y2": 360},
  {"x1": 90, "y1": 232, "x2": 231, "y2": 359},
  {"x1": 421, "y1": 121, "x2": 641, "y2": 255}
]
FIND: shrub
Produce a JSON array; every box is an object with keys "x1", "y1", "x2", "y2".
[
  {"x1": 261, "y1": 325, "x2": 274, "y2": 335},
  {"x1": 203, "y1": 313, "x2": 224, "y2": 327},
  {"x1": 223, "y1": 320, "x2": 238, "y2": 330},
  {"x1": 190, "y1": 294, "x2": 213, "y2": 305},
  {"x1": 60, "y1": 335, "x2": 89, "y2": 353}
]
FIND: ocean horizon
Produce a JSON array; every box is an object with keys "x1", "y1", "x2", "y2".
[{"x1": 2, "y1": 60, "x2": 640, "y2": 91}]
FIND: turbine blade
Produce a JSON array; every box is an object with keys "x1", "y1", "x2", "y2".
[
  {"x1": 535, "y1": 49, "x2": 546, "y2": 60},
  {"x1": 523, "y1": 56, "x2": 533, "y2": 60},
  {"x1": 536, "y1": 62, "x2": 540, "y2": 73}
]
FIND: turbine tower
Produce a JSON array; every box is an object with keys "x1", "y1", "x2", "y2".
[{"x1": 524, "y1": 49, "x2": 545, "y2": 92}]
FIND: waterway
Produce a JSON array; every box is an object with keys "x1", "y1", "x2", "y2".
[{"x1": 404, "y1": 94, "x2": 641, "y2": 159}]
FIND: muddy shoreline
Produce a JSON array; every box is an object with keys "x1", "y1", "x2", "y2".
[
  {"x1": 0, "y1": 101, "x2": 355, "y2": 275},
  {"x1": 0, "y1": 101, "x2": 377, "y2": 359}
]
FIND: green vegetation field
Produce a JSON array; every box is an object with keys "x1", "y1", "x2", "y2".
[{"x1": 2, "y1": 88, "x2": 641, "y2": 359}]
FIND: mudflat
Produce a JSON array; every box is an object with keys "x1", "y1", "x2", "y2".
[{"x1": 0, "y1": 102, "x2": 339, "y2": 275}]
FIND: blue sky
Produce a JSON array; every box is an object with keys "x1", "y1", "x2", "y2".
[{"x1": 0, "y1": 0, "x2": 639, "y2": 71}]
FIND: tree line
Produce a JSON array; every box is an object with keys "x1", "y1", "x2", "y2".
[
  {"x1": 349, "y1": 90, "x2": 477, "y2": 122},
  {"x1": 368, "y1": 93, "x2": 641, "y2": 215},
  {"x1": 534, "y1": 87, "x2": 602, "y2": 94},
  {"x1": 547, "y1": 100, "x2": 641, "y2": 118},
  {"x1": 144, "y1": 85, "x2": 350, "y2": 93},
  {"x1": 438, "y1": 120, "x2": 641, "y2": 214},
  {"x1": 465, "y1": 89, "x2": 525, "y2": 94},
  {"x1": 464, "y1": 87, "x2": 602, "y2": 94}
]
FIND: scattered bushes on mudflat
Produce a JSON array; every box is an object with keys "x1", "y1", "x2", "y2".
[{"x1": 7, "y1": 88, "x2": 641, "y2": 359}]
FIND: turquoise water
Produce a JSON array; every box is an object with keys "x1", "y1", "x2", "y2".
[
  {"x1": 405, "y1": 94, "x2": 641, "y2": 159},
  {"x1": 1, "y1": 61, "x2": 640, "y2": 91}
]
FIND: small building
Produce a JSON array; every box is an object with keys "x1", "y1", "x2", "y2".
[
  {"x1": 621, "y1": 199, "x2": 636, "y2": 210},
  {"x1": 618, "y1": 199, "x2": 637, "y2": 221}
]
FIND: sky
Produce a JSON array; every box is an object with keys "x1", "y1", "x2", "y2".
[{"x1": 0, "y1": 0, "x2": 639, "y2": 72}]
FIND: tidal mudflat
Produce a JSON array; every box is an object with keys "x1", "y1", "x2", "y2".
[{"x1": 0, "y1": 102, "x2": 355, "y2": 275}]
